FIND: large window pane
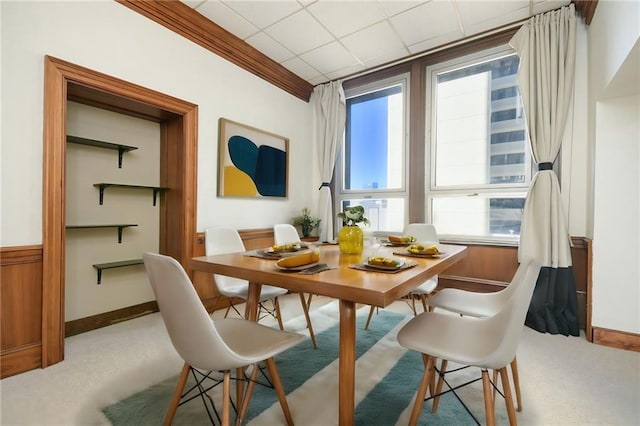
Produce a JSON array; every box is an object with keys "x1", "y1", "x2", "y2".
[
  {"x1": 431, "y1": 194, "x2": 525, "y2": 238},
  {"x1": 428, "y1": 49, "x2": 530, "y2": 242},
  {"x1": 433, "y1": 54, "x2": 528, "y2": 187},
  {"x1": 345, "y1": 85, "x2": 404, "y2": 191}
]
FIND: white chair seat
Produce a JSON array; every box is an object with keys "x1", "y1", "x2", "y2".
[
  {"x1": 215, "y1": 318, "x2": 304, "y2": 363},
  {"x1": 217, "y1": 279, "x2": 288, "y2": 303},
  {"x1": 410, "y1": 279, "x2": 437, "y2": 296},
  {"x1": 398, "y1": 312, "x2": 501, "y2": 368}
]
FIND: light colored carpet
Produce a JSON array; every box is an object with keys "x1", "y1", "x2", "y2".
[{"x1": 1, "y1": 295, "x2": 639, "y2": 425}]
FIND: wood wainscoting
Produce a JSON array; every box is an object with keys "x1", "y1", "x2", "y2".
[
  {"x1": 3, "y1": 233, "x2": 634, "y2": 378},
  {"x1": 1, "y1": 246, "x2": 44, "y2": 378}
]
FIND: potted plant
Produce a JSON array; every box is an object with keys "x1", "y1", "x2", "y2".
[
  {"x1": 337, "y1": 205, "x2": 369, "y2": 254},
  {"x1": 292, "y1": 207, "x2": 321, "y2": 240}
]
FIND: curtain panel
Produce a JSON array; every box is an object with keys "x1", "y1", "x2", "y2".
[
  {"x1": 510, "y1": 4, "x2": 580, "y2": 336},
  {"x1": 312, "y1": 81, "x2": 346, "y2": 243}
]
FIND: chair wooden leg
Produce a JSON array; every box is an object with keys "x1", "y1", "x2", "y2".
[
  {"x1": 274, "y1": 297, "x2": 285, "y2": 330},
  {"x1": 410, "y1": 296, "x2": 418, "y2": 316},
  {"x1": 482, "y1": 369, "x2": 496, "y2": 426},
  {"x1": 265, "y1": 357, "x2": 294, "y2": 426},
  {"x1": 409, "y1": 355, "x2": 434, "y2": 426},
  {"x1": 236, "y1": 367, "x2": 244, "y2": 411},
  {"x1": 511, "y1": 356, "x2": 522, "y2": 412},
  {"x1": 306, "y1": 293, "x2": 313, "y2": 309},
  {"x1": 492, "y1": 369, "x2": 498, "y2": 401},
  {"x1": 431, "y1": 359, "x2": 448, "y2": 413},
  {"x1": 364, "y1": 305, "x2": 376, "y2": 330},
  {"x1": 420, "y1": 294, "x2": 429, "y2": 313},
  {"x1": 222, "y1": 371, "x2": 231, "y2": 426},
  {"x1": 236, "y1": 364, "x2": 260, "y2": 426},
  {"x1": 298, "y1": 293, "x2": 317, "y2": 349},
  {"x1": 499, "y1": 367, "x2": 518, "y2": 425},
  {"x1": 163, "y1": 362, "x2": 190, "y2": 426}
]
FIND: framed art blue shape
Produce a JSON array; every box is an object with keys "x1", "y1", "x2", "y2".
[{"x1": 218, "y1": 118, "x2": 289, "y2": 198}]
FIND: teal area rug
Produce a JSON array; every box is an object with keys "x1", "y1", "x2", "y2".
[{"x1": 103, "y1": 305, "x2": 508, "y2": 425}]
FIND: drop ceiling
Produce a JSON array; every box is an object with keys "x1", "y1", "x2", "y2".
[{"x1": 182, "y1": 0, "x2": 571, "y2": 85}]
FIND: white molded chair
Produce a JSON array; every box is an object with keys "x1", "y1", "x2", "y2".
[
  {"x1": 273, "y1": 223, "x2": 318, "y2": 348},
  {"x1": 364, "y1": 223, "x2": 440, "y2": 330},
  {"x1": 206, "y1": 226, "x2": 317, "y2": 349},
  {"x1": 427, "y1": 262, "x2": 530, "y2": 411},
  {"x1": 273, "y1": 223, "x2": 301, "y2": 246},
  {"x1": 143, "y1": 252, "x2": 305, "y2": 426},
  {"x1": 397, "y1": 259, "x2": 540, "y2": 426},
  {"x1": 205, "y1": 226, "x2": 287, "y2": 328}
]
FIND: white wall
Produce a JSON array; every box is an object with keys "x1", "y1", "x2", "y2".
[
  {"x1": 589, "y1": 0, "x2": 640, "y2": 334},
  {"x1": 65, "y1": 102, "x2": 160, "y2": 320},
  {"x1": 0, "y1": 1, "x2": 317, "y2": 248}
]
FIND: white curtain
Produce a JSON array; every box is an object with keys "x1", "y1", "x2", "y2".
[
  {"x1": 312, "y1": 81, "x2": 346, "y2": 242},
  {"x1": 510, "y1": 4, "x2": 579, "y2": 335}
]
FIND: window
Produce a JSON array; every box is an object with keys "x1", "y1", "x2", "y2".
[
  {"x1": 338, "y1": 74, "x2": 409, "y2": 233},
  {"x1": 427, "y1": 47, "x2": 531, "y2": 243}
]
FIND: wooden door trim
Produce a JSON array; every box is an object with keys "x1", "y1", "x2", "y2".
[{"x1": 43, "y1": 55, "x2": 197, "y2": 367}]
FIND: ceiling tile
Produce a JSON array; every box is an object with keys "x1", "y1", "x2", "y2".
[
  {"x1": 265, "y1": 9, "x2": 335, "y2": 55},
  {"x1": 281, "y1": 57, "x2": 324, "y2": 81},
  {"x1": 456, "y1": 0, "x2": 530, "y2": 25},
  {"x1": 532, "y1": 0, "x2": 572, "y2": 15},
  {"x1": 390, "y1": 1, "x2": 461, "y2": 46},
  {"x1": 307, "y1": 1, "x2": 387, "y2": 38},
  {"x1": 361, "y1": 50, "x2": 406, "y2": 69},
  {"x1": 325, "y1": 62, "x2": 367, "y2": 82},
  {"x1": 376, "y1": 0, "x2": 428, "y2": 18},
  {"x1": 341, "y1": 20, "x2": 408, "y2": 64},
  {"x1": 407, "y1": 30, "x2": 465, "y2": 55},
  {"x1": 182, "y1": 0, "x2": 207, "y2": 7},
  {"x1": 222, "y1": 0, "x2": 302, "y2": 29},
  {"x1": 458, "y1": 1, "x2": 531, "y2": 37},
  {"x1": 300, "y1": 41, "x2": 360, "y2": 75},
  {"x1": 245, "y1": 32, "x2": 295, "y2": 62},
  {"x1": 195, "y1": 1, "x2": 258, "y2": 40}
]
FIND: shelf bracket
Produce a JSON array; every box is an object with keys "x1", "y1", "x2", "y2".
[
  {"x1": 117, "y1": 147, "x2": 126, "y2": 168},
  {"x1": 96, "y1": 269, "x2": 103, "y2": 285},
  {"x1": 98, "y1": 184, "x2": 105, "y2": 205},
  {"x1": 153, "y1": 188, "x2": 160, "y2": 206}
]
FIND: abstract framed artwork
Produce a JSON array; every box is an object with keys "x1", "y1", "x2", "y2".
[{"x1": 218, "y1": 118, "x2": 289, "y2": 198}]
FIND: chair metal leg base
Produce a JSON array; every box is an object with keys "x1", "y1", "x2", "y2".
[{"x1": 164, "y1": 363, "x2": 245, "y2": 426}]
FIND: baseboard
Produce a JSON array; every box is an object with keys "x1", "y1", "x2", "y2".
[
  {"x1": 592, "y1": 327, "x2": 640, "y2": 352},
  {"x1": 65, "y1": 301, "x2": 159, "y2": 337},
  {"x1": 65, "y1": 297, "x2": 233, "y2": 336},
  {"x1": 0, "y1": 343, "x2": 42, "y2": 378}
]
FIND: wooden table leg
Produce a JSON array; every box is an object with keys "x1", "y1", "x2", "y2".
[
  {"x1": 339, "y1": 299, "x2": 356, "y2": 426},
  {"x1": 237, "y1": 282, "x2": 262, "y2": 408},
  {"x1": 244, "y1": 282, "x2": 261, "y2": 321}
]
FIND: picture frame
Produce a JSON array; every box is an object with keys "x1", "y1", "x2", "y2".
[{"x1": 218, "y1": 118, "x2": 289, "y2": 198}]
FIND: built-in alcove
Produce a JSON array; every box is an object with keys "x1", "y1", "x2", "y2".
[
  {"x1": 42, "y1": 56, "x2": 198, "y2": 368},
  {"x1": 65, "y1": 102, "x2": 160, "y2": 321}
]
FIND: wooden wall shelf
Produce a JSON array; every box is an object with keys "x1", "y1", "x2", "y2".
[
  {"x1": 92, "y1": 259, "x2": 144, "y2": 284},
  {"x1": 67, "y1": 135, "x2": 138, "y2": 168},
  {"x1": 93, "y1": 183, "x2": 168, "y2": 206},
  {"x1": 66, "y1": 224, "x2": 138, "y2": 243}
]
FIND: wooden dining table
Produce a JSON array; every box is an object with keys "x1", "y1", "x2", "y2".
[{"x1": 190, "y1": 243, "x2": 467, "y2": 425}]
